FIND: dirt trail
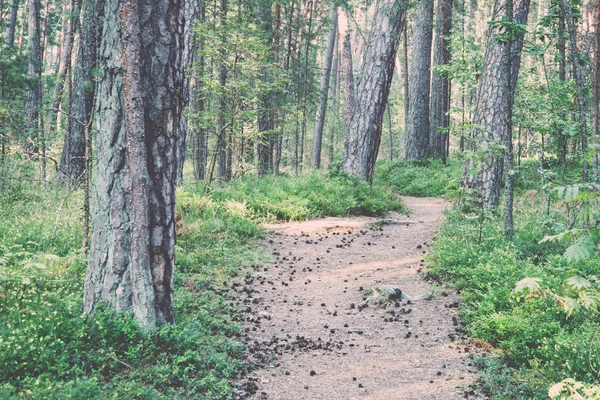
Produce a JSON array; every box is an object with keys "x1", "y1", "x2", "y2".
[{"x1": 238, "y1": 197, "x2": 478, "y2": 400}]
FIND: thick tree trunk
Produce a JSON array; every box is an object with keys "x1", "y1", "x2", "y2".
[
  {"x1": 429, "y1": 0, "x2": 453, "y2": 162},
  {"x1": 341, "y1": 0, "x2": 406, "y2": 180},
  {"x1": 57, "y1": 0, "x2": 103, "y2": 188},
  {"x1": 341, "y1": 30, "x2": 355, "y2": 140},
  {"x1": 561, "y1": 0, "x2": 589, "y2": 183},
  {"x1": 405, "y1": 0, "x2": 434, "y2": 161},
  {"x1": 24, "y1": 0, "x2": 41, "y2": 155},
  {"x1": 5, "y1": 0, "x2": 19, "y2": 46},
  {"x1": 462, "y1": 0, "x2": 530, "y2": 208},
  {"x1": 310, "y1": 5, "x2": 337, "y2": 169},
  {"x1": 85, "y1": 0, "x2": 184, "y2": 328}
]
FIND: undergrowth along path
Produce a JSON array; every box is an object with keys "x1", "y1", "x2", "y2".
[{"x1": 240, "y1": 197, "x2": 478, "y2": 400}]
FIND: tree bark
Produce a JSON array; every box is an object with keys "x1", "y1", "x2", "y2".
[
  {"x1": 341, "y1": 29, "x2": 355, "y2": 141},
  {"x1": 327, "y1": 36, "x2": 340, "y2": 168},
  {"x1": 342, "y1": 0, "x2": 407, "y2": 180},
  {"x1": 257, "y1": 0, "x2": 275, "y2": 177},
  {"x1": 462, "y1": 0, "x2": 530, "y2": 209},
  {"x1": 593, "y1": 0, "x2": 599, "y2": 181},
  {"x1": 429, "y1": 0, "x2": 453, "y2": 162},
  {"x1": 561, "y1": 0, "x2": 590, "y2": 183},
  {"x1": 503, "y1": 0, "x2": 514, "y2": 238},
  {"x1": 311, "y1": 5, "x2": 337, "y2": 169},
  {"x1": 24, "y1": 0, "x2": 41, "y2": 154},
  {"x1": 216, "y1": 0, "x2": 228, "y2": 183},
  {"x1": 405, "y1": 0, "x2": 434, "y2": 161},
  {"x1": 85, "y1": 0, "x2": 184, "y2": 328},
  {"x1": 52, "y1": 0, "x2": 80, "y2": 114},
  {"x1": 5, "y1": 0, "x2": 20, "y2": 46},
  {"x1": 177, "y1": 0, "x2": 200, "y2": 184},
  {"x1": 194, "y1": 0, "x2": 207, "y2": 181},
  {"x1": 57, "y1": 0, "x2": 103, "y2": 188}
]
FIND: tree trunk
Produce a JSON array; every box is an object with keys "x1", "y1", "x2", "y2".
[
  {"x1": 177, "y1": 0, "x2": 200, "y2": 184},
  {"x1": 257, "y1": 0, "x2": 274, "y2": 177},
  {"x1": 216, "y1": 0, "x2": 228, "y2": 183},
  {"x1": 327, "y1": 37, "x2": 340, "y2": 168},
  {"x1": 503, "y1": 0, "x2": 514, "y2": 238},
  {"x1": 462, "y1": 0, "x2": 530, "y2": 209},
  {"x1": 593, "y1": 0, "x2": 599, "y2": 181},
  {"x1": 85, "y1": 0, "x2": 184, "y2": 328},
  {"x1": 405, "y1": 0, "x2": 434, "y2": 161},
  {"x1": 310, "y1": 5, "x2": 337, "y2": 169},
  {"x1": 24, "y1": 0, "x2": 41, "y2": 155},
  {"x1": 57, "y1": 0, "x2": 103, "y2": 188},
  {"x1": 52, "y1": 0, "x2": 80, "y2": 114},
  {"x1": 341, "y1": 29, "x2": 355, "y2": 140},
  {"x1": 272, "y1": 4, "x2": 283, "y2": 176},
  {"x1": 5, "y1": 0, "x2": 20, "y2": 46},
  {"x1": 429, "y1": 0, "x2": 453, "y2": 162},
  {"x1": 561, "y1": 0, "x2": 589, "y2": 183},
  {"x1": 341, "y1": 0, "x2": 407, "y2": 180},
  {"x1": 194, "y1": 0, "x2": 207, "y2": 181}
]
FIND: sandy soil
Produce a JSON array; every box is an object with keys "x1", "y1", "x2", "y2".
[{"x1": 234, "y1": 197, "x2": 480, "y2": 400}]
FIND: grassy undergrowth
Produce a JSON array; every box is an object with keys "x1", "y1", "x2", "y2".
[
  {"x1": 374, "y1": 158, "x2": 462, "y2": 197},
  {"x1": 376, "y1": 158, "x2": 600, "y2": 398},
  {"x1": 0, "y1": 161, "x2": 404, "y2": 399}
]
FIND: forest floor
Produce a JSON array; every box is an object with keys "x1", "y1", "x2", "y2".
[{"x1": 236, "y1": 197, "x2": 481, "y2": 399}]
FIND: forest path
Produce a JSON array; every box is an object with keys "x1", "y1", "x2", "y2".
[{"x1": 240, "y1": 197, "x2": 477, "y2": 400}]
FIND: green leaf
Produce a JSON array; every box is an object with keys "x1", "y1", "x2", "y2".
[
  {"x1": 513, "y1": 277, "x2": 542, "y2": 295},
  {"x1": 564, "y1": 235, "x2": 596, "y2": 263}
]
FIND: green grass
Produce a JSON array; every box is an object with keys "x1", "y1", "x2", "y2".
[
  {"x1": 374, "y1": 158, "x2": 462, "y2": 197},
  {"x1": 0, "y1": 160, "x2": 404, "y2": 399},
  {"x1": 424, "y1": 183, "x2": 600, "y2": 398}
]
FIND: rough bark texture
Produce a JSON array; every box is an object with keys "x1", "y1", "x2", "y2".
[
  {"x1": 85, "y1": 0, "x2": 184, "y2": 328},
  {"x1": 405, "y1": 0, "x2": 434, "y2": 161},
  {"x1": 429, "y1": 0, "x2": 453, "y2": 161},
  {"x1": 462, "y1": 0, "x2": 530, "y2": 208},
  {"x1": 5, "y1": 0, "x2": 19, "y2": 46},
  {"x1": 561, "y1": 0, "x2": 589, "y2": 183},
  {"x1": 341, "y1": 0, "x2": 406, "y2": 181},
  {"x1": 310, "y1": 5, "x2": 337, "y2": 169},
  {"x1": 24, "y1": 0, "x2": 41, "y2": 154},
  {"x1": 341, "y1": 31, "x2": 355, "y2": 142},
  {"x1": 57, "y1": 0, "x2": 102, "y2": 188}
]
